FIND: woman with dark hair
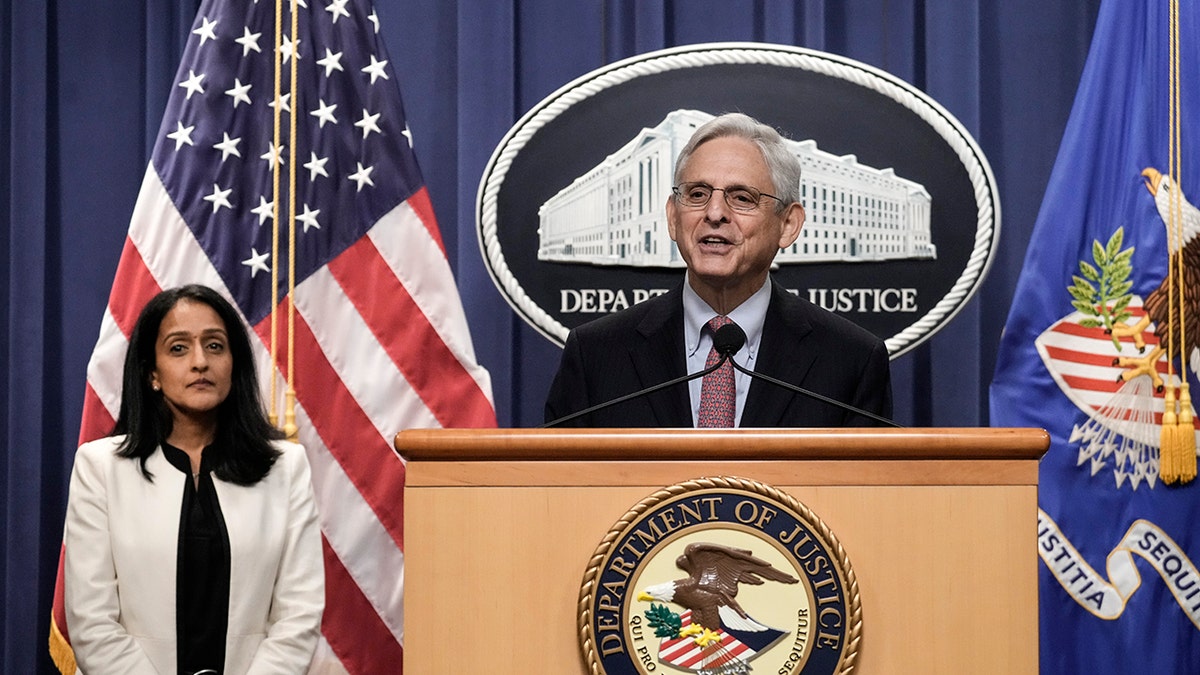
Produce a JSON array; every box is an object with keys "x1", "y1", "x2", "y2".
[{"x1": 64, "y1": 284, "x2": 323, "y2": 674}]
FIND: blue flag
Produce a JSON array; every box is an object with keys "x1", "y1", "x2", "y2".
[{"x1": 991, "y1": 1, "x2": 1200, "y2": 671}]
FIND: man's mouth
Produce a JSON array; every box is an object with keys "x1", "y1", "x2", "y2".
[{"x1": 699, "y1": 235, "x2": 732, "y2": 246}]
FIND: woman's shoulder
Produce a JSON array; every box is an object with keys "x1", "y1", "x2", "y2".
[
  {"x1": 269, "y1": 439, "x2": 311, "y2": 473},
  {"x1": 75, "y1": 435, "x2": 128, "y2": 463},
  {"x1": 270, "y1": 438, "x2": 305, "y2": 456},
  {"x1": 71, "y1": 435, "x2": 149, "y2": 484}
]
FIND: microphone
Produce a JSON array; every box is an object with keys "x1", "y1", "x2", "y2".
[
  {"x1": 718, "y1": 322, "x2": 901, "y2": 428},
  {"x1": 712, "y1": 322, "x2": 746, "y2": 358},
  {"x1": 541, "y1": 331, "x2": 740, "y2": 429}
]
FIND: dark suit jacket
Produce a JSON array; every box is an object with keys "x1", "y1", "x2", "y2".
[{"x1": 544, "y1": 280, "x2": 893, "y2": 427}]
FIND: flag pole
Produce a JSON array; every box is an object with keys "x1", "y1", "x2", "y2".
[
  {"x1": 284, "y1": 0, "x2": 299, "y2": 440},
  {"x1": 268, "y1": 0, "x2": 284, "y2": 427}
]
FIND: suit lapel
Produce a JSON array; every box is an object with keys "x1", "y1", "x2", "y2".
[
  {"x1": 630, "y1": 288, "x2": 692, "y2": 426},
  {"x1": 742, "y1": 282, "x2": 819, "y2": 427}
]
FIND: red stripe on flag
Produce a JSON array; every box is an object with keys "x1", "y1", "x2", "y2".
[
  {"x1": 1043, "y1": 345, "x2": 1173, "y2": 373},
  {"x1": 326, "y1": 235, "x2": 496, "y2": 429},
  {"x1": 1062, "y1": 374, "x2": 1123, "y2": 394},
  {"x1": 406, "y1": 187, "x2": 445, "y2": 255},
  {"x1": 254, "y1": 311, "x2": 407, "y2": 550},
  {"x1": 106, "y1": 239, "x2": 162, "y2": 337},
  {"x1": 319, "y1": 537, "x2": 405, "y2": 674},
  {"x1": 1050, "y1": 320, "x2": 1160, "y2": 346},
  {"x1": 78, "y1": 383, "x2": 117, "y2": 447},
  {"x1": 52, "y1": 546, "x2": 69, "y2": 642},
  {"x1": 1043, "y1": 345, "x2": 1122, "y2": 368}
]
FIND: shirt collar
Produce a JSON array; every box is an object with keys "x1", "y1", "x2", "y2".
[
  {"x1": 160, "y1": 441, "x2": 216, "y2": 476},
  {"x1": 682, "y1": 275, "x2": 772, "y2": 358}
]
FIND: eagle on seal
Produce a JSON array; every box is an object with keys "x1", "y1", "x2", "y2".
[{"x1": 637, "y1": 542, "x2": 798, "y2": 649}]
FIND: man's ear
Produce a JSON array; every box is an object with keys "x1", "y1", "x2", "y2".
[
  {"x1": 666, "y1": 196, "x2": 680, "y2": 242},
  {"x1": 778, "y1": 202, "x2": 805, "y2": 249}
]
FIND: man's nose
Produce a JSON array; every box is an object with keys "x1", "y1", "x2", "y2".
[{"x1": 704, "y1": 189, "x2": 731, "y2": 222}]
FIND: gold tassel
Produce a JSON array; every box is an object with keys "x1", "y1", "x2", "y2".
[
  {"x1": 284, "y1": 388, "x2": 299, "y2": 441},
  {"x1": 1162, "y1": 385, "x2": 1180, "y2": 484},
  {"x1": 1177, "y1": 384, "x2": 1197, "y2": 483}
]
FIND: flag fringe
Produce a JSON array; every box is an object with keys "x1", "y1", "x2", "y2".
[{"x1": 48, "y1": 616, "x2": 76, "y2": 675}]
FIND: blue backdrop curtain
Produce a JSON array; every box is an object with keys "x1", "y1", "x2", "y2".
[{"x1": 3, "y1": 0, "x2": 1099, "y2": 671}]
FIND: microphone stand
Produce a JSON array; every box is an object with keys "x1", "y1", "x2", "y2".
[
  {"x1": 544, "y1": 319, "x2": 899, "y2": 428},
  {"x1": 727, "y1": 359, "x2": 901, "y2": 428},
  {"x1": 541, "y1": 353, "x2": 733, "y2": 428}
]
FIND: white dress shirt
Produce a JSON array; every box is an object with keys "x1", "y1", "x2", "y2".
[{"x1": 682, "y1": 275, "x2": 771, "y2": 427}]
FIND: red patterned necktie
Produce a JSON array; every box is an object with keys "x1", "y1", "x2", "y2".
[{"x1": 697, "y1": 315, "x2": 736, "y2": 427}]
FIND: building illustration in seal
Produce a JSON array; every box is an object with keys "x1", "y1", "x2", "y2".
[{"x1": 537, "y1": 109, "x2": 935, "y2": 267}]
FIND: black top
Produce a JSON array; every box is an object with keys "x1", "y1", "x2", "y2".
[{"x1": 162, "y1": 443, "x2": 231, "y2": 675}]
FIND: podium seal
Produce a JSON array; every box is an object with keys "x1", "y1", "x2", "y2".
[{"x1": 579, "y1": 477, "x2": 861, "y2": 675}]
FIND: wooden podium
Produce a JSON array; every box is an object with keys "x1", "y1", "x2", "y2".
[{"x1": 397, "y1": 427, "x2": 1047, "y2": 673}]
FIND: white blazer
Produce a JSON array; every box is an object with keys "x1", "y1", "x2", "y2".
[{"x1": 64, "y1": 436, "x2": 324, "y2": 674}]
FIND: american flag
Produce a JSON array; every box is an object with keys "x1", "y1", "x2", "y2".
[{"x1": 50, "y1": 0, "x2": 496, "y2": 672}]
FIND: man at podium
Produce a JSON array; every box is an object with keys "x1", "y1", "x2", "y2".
[{"x1": 544, "y1": 112, "x2": 892, "y2": 428}]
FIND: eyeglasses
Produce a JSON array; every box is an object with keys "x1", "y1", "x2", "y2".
[{"x1": 672, "y1": 182, "x2": 784, "y2": 212}]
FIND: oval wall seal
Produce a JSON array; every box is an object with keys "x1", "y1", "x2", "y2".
[
  {"x1": 477, "y1": 42, "x2": 999, "y2": 357},
  {"x1": 578, "y1": 476, "x2": 861, "y2": 675}
]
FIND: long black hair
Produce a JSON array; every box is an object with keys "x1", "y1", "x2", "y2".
[{"x1": 112, "y1": 284, "x2": 282, "y2": 485}]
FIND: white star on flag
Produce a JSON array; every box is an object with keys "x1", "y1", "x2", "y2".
[
  {"x1": 279, "y1": 35, "x2": 301, "y2": 63},
  {"x1": 348, "y1": 162, "x2": 374, "y2": 191},
  {"x1": 297, "y1": 204, "x2": 321, "y2": 232},
  {"x1": 355, "y1": 109, "x2": 382, "y2": 139},
  {"x1": 203, "y1": 183, "x2": 233, "y2": 213},
  {"x1": 213, "y1": 133, "x2": 242, "y2": 161},
  {"x1": 179, "y1": 70, "x2": 205, "y2": 100},
  {"x1": 311, "y1": 99, "x2": 338, "y2": 128},
  {"x1": 326, "y1": 0, "x2": 351, "y2": 24},
  {"x1": 250, "y1": 196, "x2": 274, "y2": 225},
  {"x1": 241, "y1": 247, "x2": 270, "y2": 277},
  {"x1": 166, "y1": 121, "x2": 195, "y2": 150},
  {"x1": 260, "y1": 142, "x2": 284, "y2": 169},
  {"x1": 225, "y1": 78, "x2": 252, "y2": 107},
  {"x1": 236, "y1": 27, "x2": 262, "y2": 55},
  {"x1": 268, "y1": 92, "x2": 292, "y2": 113},
  {"x1": 317, "y1": 48, "x2": 344, "y2": 76},
  {"x1": 362, "y1": 54, "x2": 389, "y2": 84},
  {"x1": 193, "y1": 16, "x2": 218, "y2": 45},
  {"x1": 304, "y1": 152, "x2": 330, "y2": 180}
]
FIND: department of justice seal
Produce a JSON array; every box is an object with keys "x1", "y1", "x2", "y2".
[{"x1": 579, "y1": 477, "x2": 860, "y2": 675}]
